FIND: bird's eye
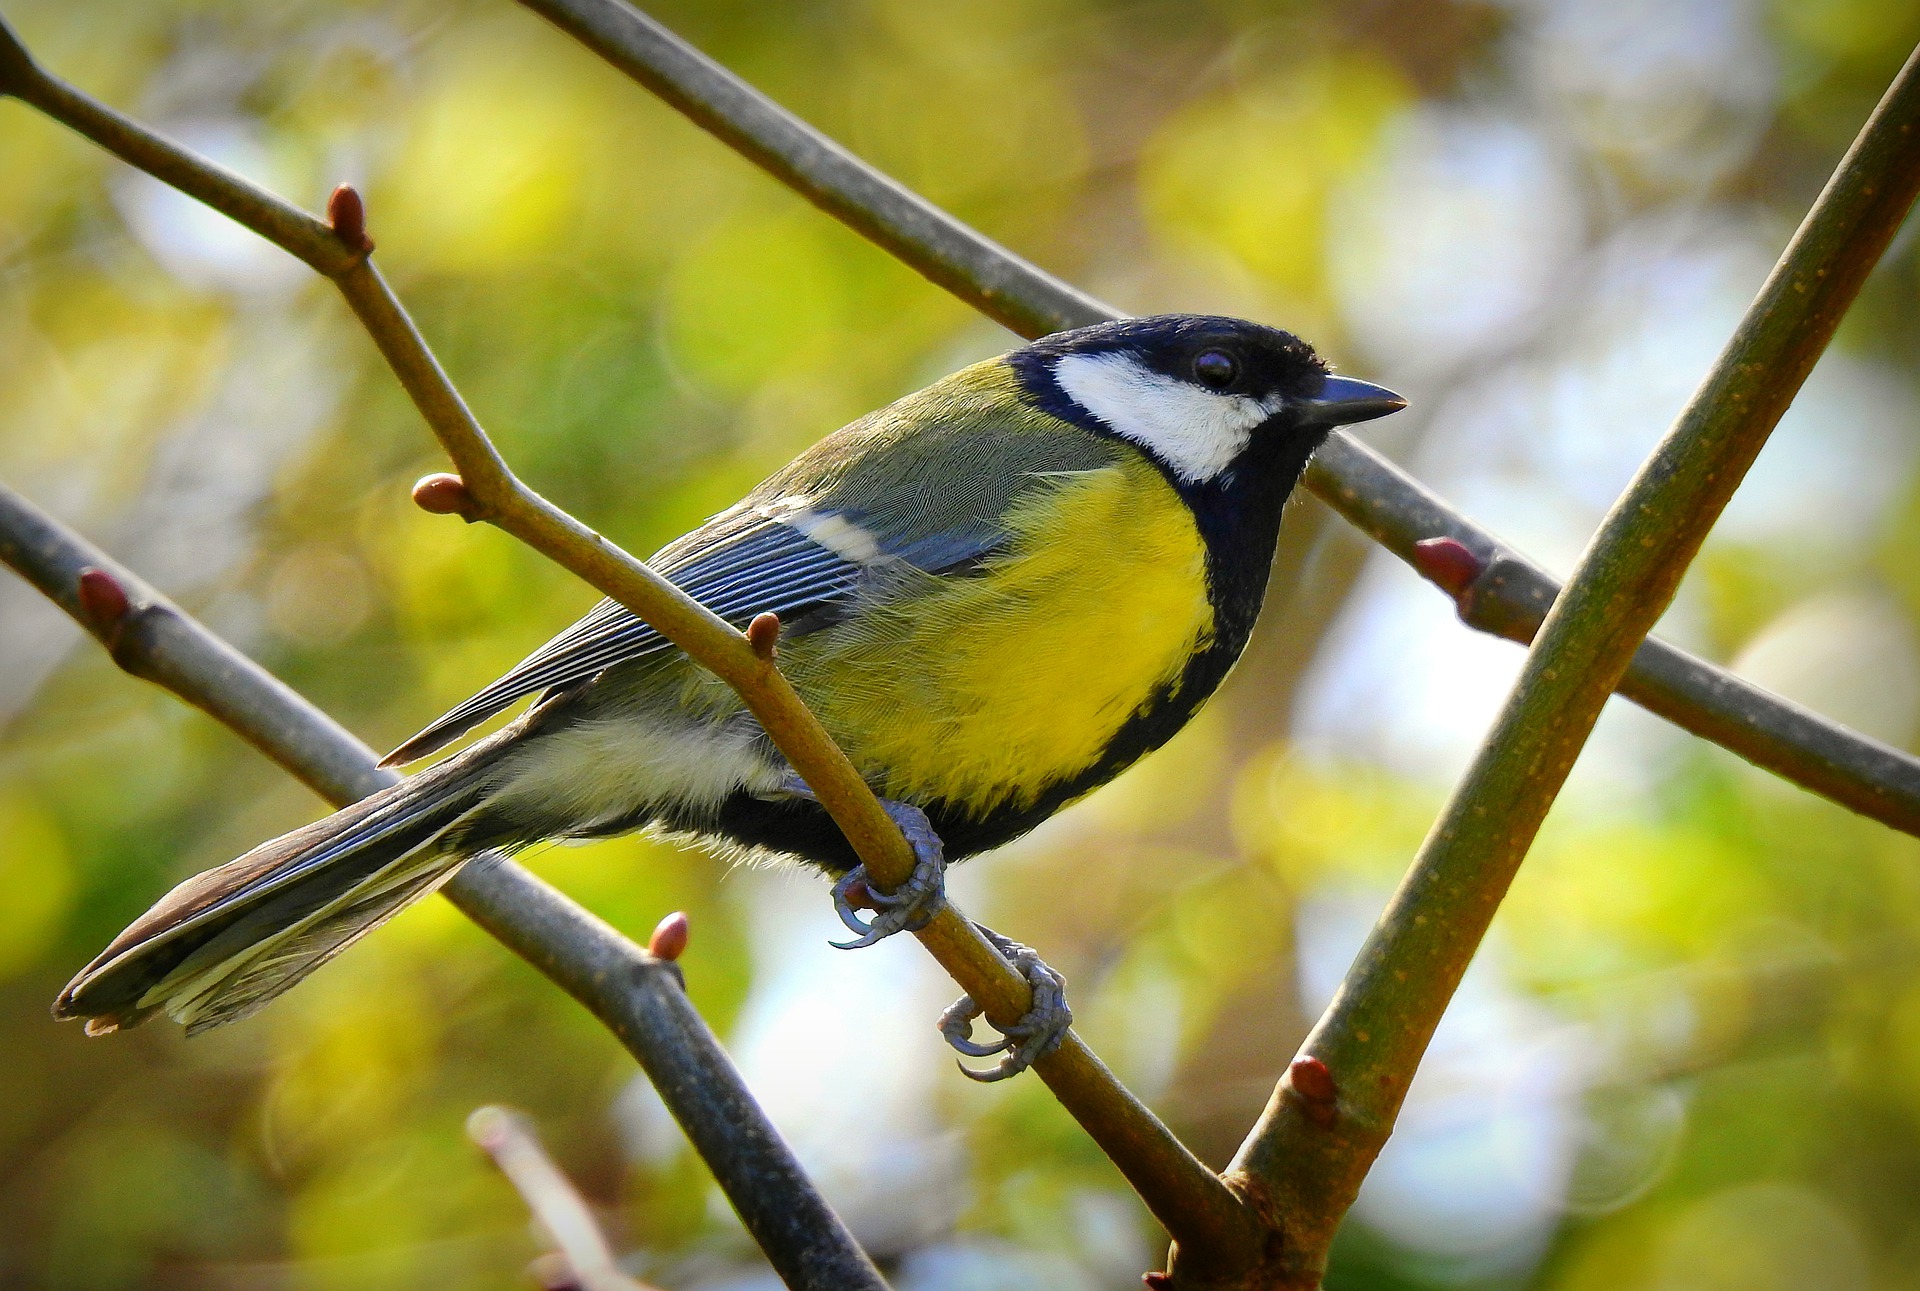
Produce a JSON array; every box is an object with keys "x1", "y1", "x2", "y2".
[{"x1": 1193, "y1": 350, "x2": 1238, "y2": 390}]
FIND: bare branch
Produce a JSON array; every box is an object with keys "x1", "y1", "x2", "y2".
[
  {"x1": 514, "y1": 0, "x2": 1108, "y2": 341},
  {"x1": 0, "y1": 480, "x2": 385, "y2": 805},
  {"x1": 0, "y1": 16, "x2": 1249, "y2": 1265},
  {"x1": 1322, "y1": 444, "x2": 1920, "y2": 836},
  {"x1": 515, "y1": 0, "x2": 1920, "y2": 845},
  {"x1": 328, "y1": 225, "x2": 1250, "y2": 1261},
  {"x1": 1223, "y1": 41, "x2": 1920, "y2": 1290},
  {"x1": 16, "y1": 3, "x2": 1916, "y2": 1284},
  {"x1": 455, "y1": 879, "x2": 893, "y2": 1291},
  {"x1": 469, "y1": 1106, "x2": 656, "y2": 1291},
  {"x1": 0, "y1": 481, "x2": 888, "y2": 1291},
  {"x1": 0, "y1": 31, "x2": 355, "y2": 276}
]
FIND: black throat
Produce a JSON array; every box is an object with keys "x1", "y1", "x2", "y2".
[{"x1": 1177, "y1": 420, "x2": 1330, "y2": 664}]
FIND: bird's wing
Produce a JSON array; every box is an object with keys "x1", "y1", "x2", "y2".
[
  {"x1": 380, "y1": 504, "x2": 1004, "y2": 766},
  {"x1": 382, "y1": 369, "x2": 1121, "y2": 767}
]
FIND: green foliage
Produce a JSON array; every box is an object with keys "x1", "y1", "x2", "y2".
[{"x1": 2, "y1": 1, "x2": 1919, "y2": 1288}]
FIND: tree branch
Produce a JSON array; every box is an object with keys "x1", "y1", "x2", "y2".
[
  {"x1": 469, "y1": 1105, "x2": 657, "y2": 1291},
  {"x1": 1319, "y1": 441, "x2": 1920, "y2": 835},
  {"x1": 513, "y1": 0, "x2": 1920, "y2": 845},
  {"x1": 0, "y1": 480, "x2": 889, "y2": 1291},
  {"x1": 0, "y1": 14, "x2": 1250, "y2": 1266},
  {"x1": 330, "y1": 241, "x2": 1253, "y2": 1264},
  {"x1": 0, "y1": 23, "x2": 356, "y2": 277},
  {"x1": 1221, "y1": 41, "x2": 1920, "y2": 1289},
  {"x1": 14, "y1": 3, "x2": 1919, "y2": 1284},
  {"x1": 514, "y1": 0, "x2": 1108, "y2": 341}
]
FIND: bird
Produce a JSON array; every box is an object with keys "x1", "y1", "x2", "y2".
[{"x1": 55, "y1": 313, "x2": 1403, "y2": 1074}]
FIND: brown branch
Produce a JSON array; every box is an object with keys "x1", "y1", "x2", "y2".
[
  {"x1": 468, "y1": 1105, "x2": 656, "y2": 1291},
  {"x1": 0, "y1": 481, "x2": 889, "y2": 1291},
  {"x1": 514, "y1": 0, "x2": 1105, "y2": 341},
  {"x1": 328, "y1": 236, "x2": 1250, "y2": 1260},
  {"x1": 0, "y1": 15, "x2": 1250, "y2": 1265},
  {"x1": 1220, "y1": 41, "x2": 1920, "y2": 1290},
  {"x1": 1323, "y1": 445, "x2": 1920, "y2": 835},
  {"x1": 513, "y1": 0, "x2": 1920, "y2": 846},
  {"x1": 0, "y1": 26, "x2": 356, "y2": 277}
]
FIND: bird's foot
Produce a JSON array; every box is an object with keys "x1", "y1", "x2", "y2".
[
  {"x1": 769, "y1": 775, "x2": 949, "y2": 949},
  {"x1": 939, "y1": 927, "x2": 1072, "y2": 1082},
  {"x1": 828, "y1": 798, "x2": 948, "y2": 950}
]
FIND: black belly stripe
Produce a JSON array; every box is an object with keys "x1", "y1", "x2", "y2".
[{"x1": 699, "y1": 627, "x2": 1244, "y2": 872}]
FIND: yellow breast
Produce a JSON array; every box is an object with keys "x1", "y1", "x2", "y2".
[{"x1": 783, "y1": 455, "x2": 1215, "y2": 812}]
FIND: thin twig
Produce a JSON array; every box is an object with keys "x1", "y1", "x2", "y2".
[
  {"x1": 1321, "y1": 442, "x2": 1920, "y2": 835},
  {"x1": 1222, "y1": 41, "x2": 1920, "y2": 1291},
  {"x1": 513, "y1": 0, "x2": 1920, "y2": 844},
  {"x1": 514, "y1": 0, "x2": 1107, "y2": 340},
  {"x1": 0, "y1": 14, "x2": 1251, "y2": 1264},
  {"x1": 0, "y1": 27, "x2": 356, "y2": 276},
  {"x1": 0, "y1": 480, "x2": 889, "y2": 1291},
  {"x1": 469, "y1": 1106, "x2": 656, "y2": 1291}
]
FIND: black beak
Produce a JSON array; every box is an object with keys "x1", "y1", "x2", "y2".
[{"x1": 1300, "y1": 374, "x2": 1407, "y2": 428}]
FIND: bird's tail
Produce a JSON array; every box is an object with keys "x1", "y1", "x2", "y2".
[{"x1": 55, "y1": 748, "x2": 497, "y2": 1036}]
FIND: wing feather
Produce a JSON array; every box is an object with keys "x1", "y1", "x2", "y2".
[
  {"x1": 382, "y1": 513, "x2": 990, "y2": 766},
  {"x1": 383, "y1": 393, "x2": 1123, "y2": 768}
]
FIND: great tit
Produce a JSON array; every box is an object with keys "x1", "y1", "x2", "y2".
[{"x1": 55, "y1": 314, "x2": 1403, "y2": 1052}]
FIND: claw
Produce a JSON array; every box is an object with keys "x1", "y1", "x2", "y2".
[
  {"x1": 832, "y1": 872, "x2": 880, "y2": 938},
  {"x1": 769, "y1": 777, "x2": 950, "y2": 950},
  {"x1": 828, "y1": 799, "x2": 947, "y2": 950},
  {"x1": 939, "y1": 928, "x2": 1072, "y2": 1082},
  {"x1": 938, "y1": 996, "x2": 1013, "y2": 1057}
]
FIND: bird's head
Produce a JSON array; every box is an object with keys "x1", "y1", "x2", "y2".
[{"x1": 1010, "y1": 314, "x2": 1404, "y2": 489}]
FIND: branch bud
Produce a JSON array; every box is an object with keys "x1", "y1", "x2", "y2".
[
  {"x1": 76, "y1": 566, "x2": 132, "y2": 639},
  {"x1": 327, "y1": 183, "x2": 375, "y2": 255},
  {"x1": 1411, "y1": 536, "x2": 1482, "y2": 598},
  {"x1": 746, "y1": 611, "x2": 781, "y2": 661},
  {"x1": 1288, "y1": 1055, "x2": 1339, "y2": 1126},
  {"x1": 648, "y1": 911, "x2": 690, "y2": 961},
  {"x1": 412, "y1": 472, "x2": 481, "y2": 521},
  {"x1": 839, "y1": 878, "x2": 880, "y2": 912}
]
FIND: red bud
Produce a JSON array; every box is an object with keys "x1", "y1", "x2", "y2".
[
  {"x1": 327, "y1": 183, "x2": 374, "y2": 254},
  {"x1": 411, "y1": 473, "x2": 478, "y2": 519},
  {"x1": 648, "y1": 911, "x2": 690, "y2": 961},
  {"x1": 1411, "y1": 536, "x2": 1482, "y2": 597},
  {"x1": 76, "y1": 566, "x2": 131, "y2": 634},
  {"x1": 746, "y1": 611, "x2": 781, "y2": 660},
  {"x1": 526, "y1": 1253, "x2": 578, "y2": 1290},
  {"x1": 1290, "y1": 1054, "x2": 1338, "y2": 1106}
]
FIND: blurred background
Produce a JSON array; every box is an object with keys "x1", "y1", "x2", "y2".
[{"x1": 1, "y1": 0, "x2": 1918, "y2": 1286}]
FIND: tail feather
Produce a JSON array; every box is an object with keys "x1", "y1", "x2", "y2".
[
  {"x1": 170, "y1": 851, "x2": 470, "y2": 1034},
  {"x1": 55, "y1": 753, "x2": 493, "y2": 1034}
]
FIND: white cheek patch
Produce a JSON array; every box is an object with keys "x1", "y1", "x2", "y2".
[{"x1": 1052, "y1": 352, "x2": 1280, "y2": 484}]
